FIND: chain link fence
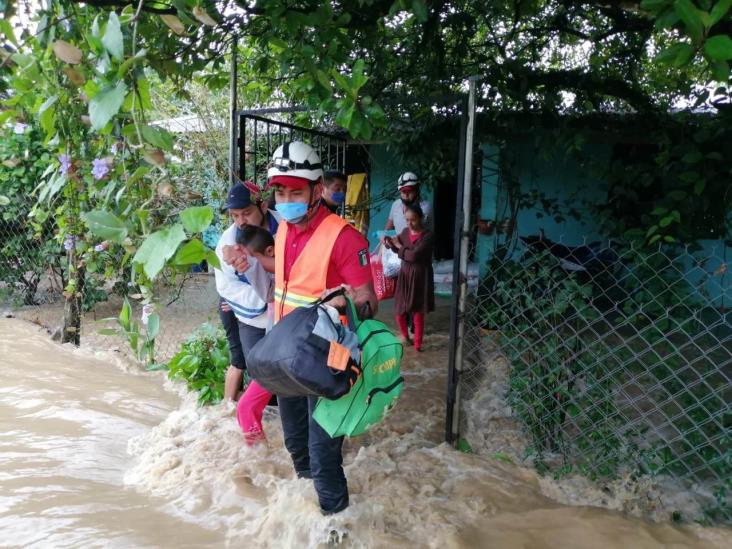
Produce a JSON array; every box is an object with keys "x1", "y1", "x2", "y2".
[
  {"x1": 1, "y1": 191, "x2": 222, "y2": 363},
  {"x1": 1, "y1": 113, "x2": 355, "y2": 365},
  {"x1": 453, "y1": 227, "x2": 731, "y2": 523}
]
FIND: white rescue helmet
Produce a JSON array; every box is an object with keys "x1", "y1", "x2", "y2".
[
  {"x1": 266, "y1": 141, "x2": 324, "y2": 182},
  {"x1": 397, "y1": 171, "x2": 419, "y2": 190}
]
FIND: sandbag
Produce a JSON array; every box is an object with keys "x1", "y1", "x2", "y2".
[
  {"x1": 313, "y1": 298, "x2": 404, "y2": 438},
  {"x1": 246, "y1": 300, "x2": 360, "y2": 399}
]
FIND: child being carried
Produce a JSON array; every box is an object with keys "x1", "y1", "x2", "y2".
[{"x1": 234, "y1": 225, "x2": 276, "y2": 445}]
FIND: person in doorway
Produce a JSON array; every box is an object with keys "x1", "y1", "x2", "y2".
[
  {"x1": 385, "y1": 203, "x2": 435, "y2": 352},
  {"x1": 384, "y1": 172, "x2": 433, "y2": 338},
  {"x1": 215, "y1": 182, "x2": 278, "y2": 401},
  {"x1": 226, "y1": 141, "x2": 377, "y2": 515},
  {"x1": 321, "y1": 170, "x2": 347, "y2": 214},
  {"x1": 384, "y1": 171, "x2": 433, "y2": 233}
]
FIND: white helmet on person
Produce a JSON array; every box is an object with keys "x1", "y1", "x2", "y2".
[
  {"x1": 267, "y1": 141, "x2": 324, "y2": 183},
  {"x1": 397, "y1": 172, "x2": 419, "y2": 190}
]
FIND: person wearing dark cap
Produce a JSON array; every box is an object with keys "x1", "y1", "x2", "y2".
[
  {"x1": 215, "y1": 181, "x2": 279, "y2": 400},
  {"x1": 226, "y1": 142, "x2": 376, "y2": 515},
  {"x1": 322, "y1": 170, "x2": 347, "y2": 215}
]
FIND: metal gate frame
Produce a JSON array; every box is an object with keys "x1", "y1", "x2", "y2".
[
  {"x1": 227, "y1": 38, "x2": 478, "y2": 447},
  {"x1": 227, "y1": 38, "x2": 346, "y2": 187},
  {"x1": 237, "y1": 113, "x2": 347, "y2": 186}
]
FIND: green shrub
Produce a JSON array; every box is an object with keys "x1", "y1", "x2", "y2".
[{"x1": 166, "y1": 323, "x2": 231, "y2": 405}]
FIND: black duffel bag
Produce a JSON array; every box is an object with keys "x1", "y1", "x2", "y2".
[{"x1": 246, "y1": 292, "x2": 361, "y2": 399}]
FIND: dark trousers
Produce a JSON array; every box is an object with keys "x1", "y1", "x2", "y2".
[
  {"x1": 278, "y1": 395, "x2": 348, "y2": 514},
  {"x1": 219, "y1": 299, "x2": 245, "y2": 369},
  {"x1": 236, "y1": 320, "x2": 266, "y2": 357}
]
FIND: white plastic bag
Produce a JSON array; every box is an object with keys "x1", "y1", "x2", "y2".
[{"x1": 382, "y1": 245, "x2": 401, "y2": 278}]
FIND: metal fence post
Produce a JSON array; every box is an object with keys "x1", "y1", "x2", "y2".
[{"x1": 446, "y1": 78, "x2": 478, "y2": 445}]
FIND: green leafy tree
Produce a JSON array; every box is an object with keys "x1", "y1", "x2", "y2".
[{"x1": 1, "y1": 0, "x2": 730, "y2": 355}]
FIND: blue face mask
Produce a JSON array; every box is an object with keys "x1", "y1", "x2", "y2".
[
  {"x1": 275, "y1": 202, "x2": 309, "y2": 224},
  {"x1": 330, "y1": 191, "x2": 346, "y2": 204}
]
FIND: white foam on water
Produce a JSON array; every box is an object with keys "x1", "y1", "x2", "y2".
[
  {"x1": 2, "y1": 318, "x2": 730, "y2": 548},
  {"x1": 123, "y1": 347, "x2": 730, "y2": 548}
]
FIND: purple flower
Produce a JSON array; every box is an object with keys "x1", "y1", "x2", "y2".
[
  {"x1": 59, "y1": 154, "x2": 72, "y2": 176},
  {"x1": 91, "y1": 158, "x2": 111, "y2": 180},
  {"x1": 13, "y1": 122, "x2": 28, "y2": 135},
  {"x1": 111, "y1": 142, "x2": 121, "y2": 155},
  {"x1": 63, "y1": 234, "x2": 76, "y2": 251}
]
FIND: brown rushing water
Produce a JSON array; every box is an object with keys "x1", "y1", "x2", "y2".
[{"x1": 1, "y1": 317, "x2": 730, "y2": 548}]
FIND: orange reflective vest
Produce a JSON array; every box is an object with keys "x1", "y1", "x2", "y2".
[{"x1": 274, "y1": 213, "x2": 349, "y2": 322}]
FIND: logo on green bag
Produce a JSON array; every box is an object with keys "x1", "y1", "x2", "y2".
[{"x1": 374, "y1": 357, "x2": 397, "y2": 374}]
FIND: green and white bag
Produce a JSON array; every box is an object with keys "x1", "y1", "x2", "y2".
[{"x1": 313, "y1": 298, "x2": 404, "y2": 437}]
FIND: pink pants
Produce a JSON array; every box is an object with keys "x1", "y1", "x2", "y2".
[
  {"x1": 236, "y1": 380, "x2": 272, "y2": 445},
  {"x1": 396, "y1": 312, "x2": 425, "y2": 350}
]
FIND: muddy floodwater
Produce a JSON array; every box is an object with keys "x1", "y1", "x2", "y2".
[{"x1": 1, "y1": 317, "x2": 730, "y2": 548}]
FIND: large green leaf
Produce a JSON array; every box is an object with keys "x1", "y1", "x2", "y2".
[
  {"x1": 102, "y1": 12, "x2": 124, "y2": 60},
  {"x1": 89, "y1": 82, "x2": 127, "y2": 131},
  {"x1": 173, "y1": 238, "x2": 208, "y2": 265},
  {"x1": 0, "y1": 19, "x2": 18, "y2": 47},
  {"x1": 82, "y1": 209, "x2": 129, "y2": 243},
  {"x1": 126, "y1": 166, "x2": 150, "y2": 186},
  {"x1": 146, "y1": 312, "x2": 160, "y2": 339},
  {"x1": 38, "y1": 94, "x2": 58, "y2": 137},
  {"x1": 710, "y1": 59, "x2": 730, "y2": 80},
  {"x1": 133, "y1": 223, "x2": 187, "y2": 279},
  {"x1": 704, "y1": 34, "x2": 732, "y2": 60},
  {"x1": 0, "y1": 195, "x2": 9, "y2": 206},
  {"x1": 674, "y1": 0, "x2": 705, "y2": 42},
  {"x1": 118, "y1": 297, "x2": 131, "y2": 330},
  {"x1": 655, "y1": 43, "x2": 696, "y2": 67},
  {"x1": 206, "y1": 250, "x2": 221, "y2": 270},
  {"x1": 36, "y1": 169, "x2": 66, "y2": 203},
  {"x1": 141, "y1": 124, "x2": 174, "y2": 151},
  {"x1": 180, "y1": 206, "x2": 214, "y2": 233},
  {"x1": 411, "y1": 0, "x2": 429, "y2": 22},
  {"x1": 335, "y1": 102, "x2": 356, "y2": 130},
  {"x1": 117, "y1": 48, "x2": 147, "y2": 78},
  {"x1": 351, "y1": 59, "x2": 368, "y2": 90},
  {"x1": 710, "y1": 0, "x2": 732, "y2": 25}
]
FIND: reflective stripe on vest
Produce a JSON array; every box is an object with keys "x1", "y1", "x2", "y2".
[{"x1": 274, "y1": 213, "x2": 348, "y2": 322}]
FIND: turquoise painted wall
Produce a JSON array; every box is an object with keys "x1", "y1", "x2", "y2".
[
  {"x1": 474, "y1": 141, "x2": 730, "y2": 307},
  {"x1": 476, "y1": 144, "x2": 500, "y2": 277},
  {"x1": 684, "y1": 239, "x2": 732, "y2": 309},
  {"x1": 476, "y1": 141, "x2": 611, "y2": 277},
  {"x1": 507, "y1": 142, "x2": 610, "y2": 243},
  {"x1": 367, "y1": 144, "x2": 434, "y2": 249},
  {"x1": 363, "y1": 141, "x2": 729, "y2": 309}
]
